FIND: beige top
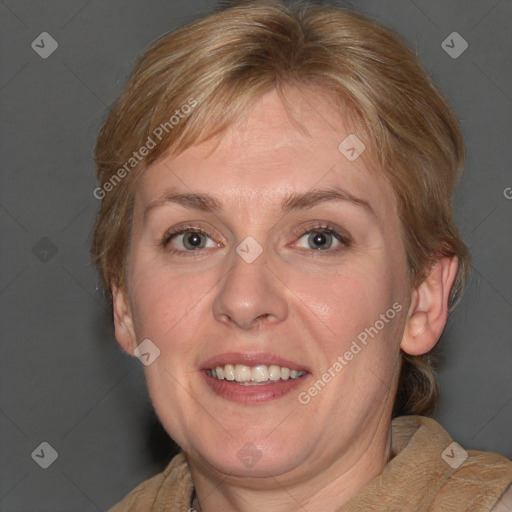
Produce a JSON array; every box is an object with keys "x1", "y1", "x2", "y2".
[{"x1": 109, "y1": 415, "x2": 512, "y2": 511}]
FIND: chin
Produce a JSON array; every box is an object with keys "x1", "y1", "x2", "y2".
[{"x1": 186, "y1": 430, "x2": 309, "y2": 479}]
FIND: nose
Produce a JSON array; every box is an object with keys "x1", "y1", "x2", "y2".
[{"x1": 212, "y1": 250, "x2": 288, "y2": 331}]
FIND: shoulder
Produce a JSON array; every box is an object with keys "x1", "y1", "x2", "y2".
[
  {"x1": 491, "y1": 485, "x2": 512, "y2": 512},
  {"x1": 435, "y1": 447, "x2": 512, "y2": 510},
  {"x1": 108, "y1": 470, "x2": 166, "y2": 512},
  {"x1": 108, "y1": 452, "x2": 191, "y2": 512},
  {"x1": 391, "y1": 416, "x2": 512, "y2": 510}
]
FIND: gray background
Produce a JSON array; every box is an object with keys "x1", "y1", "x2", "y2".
[{"x1": 1, "y1": 0, "x2": 511, "y2": 510}]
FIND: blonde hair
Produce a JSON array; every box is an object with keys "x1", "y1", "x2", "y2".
[{"x1": 91, "y1": 0, "x2": 472, "y2": 416}]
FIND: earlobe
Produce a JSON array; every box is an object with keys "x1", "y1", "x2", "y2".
[
  {"x1": 401, "y1": 256, "x2": 458, "y2": 356},
  {"x1": 112, "y1": 283, "x2": 137, "y2": 356}
]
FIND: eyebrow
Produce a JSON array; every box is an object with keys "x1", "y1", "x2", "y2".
[{"x1": 143, "y1": 186, "x2": 376, "y2": 219}]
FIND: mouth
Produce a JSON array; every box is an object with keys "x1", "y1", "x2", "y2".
[
  {"x1": 201, "y1": 353, "x2": 310, "y2": 403},
  {"x1": 206, "y1": 364, "x2": 307, "y2": 385}
]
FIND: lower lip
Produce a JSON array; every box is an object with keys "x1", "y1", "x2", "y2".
[{"x1": 203, "y1": 371, "x2": 309, "y2": 403}]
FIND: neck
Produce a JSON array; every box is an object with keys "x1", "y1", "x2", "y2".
[{"x1": 189, "y1": 423, "x2": 393, "y2": 512}]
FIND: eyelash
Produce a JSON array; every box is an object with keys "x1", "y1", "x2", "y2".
[{"x1": 160, "y1": 222, "x2": 350, "y2": 256}]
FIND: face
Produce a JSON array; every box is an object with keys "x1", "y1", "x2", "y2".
[{"x1": 116, "y1": 88, "x2": 413, "y2": 485}]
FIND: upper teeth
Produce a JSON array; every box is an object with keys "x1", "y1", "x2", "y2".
[{"x1": 208, "y1": 364, "x2": 306, "y2": 383}]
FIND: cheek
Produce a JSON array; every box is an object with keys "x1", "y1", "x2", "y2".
[
  {"x1": 127, "y1": 258, "x2": 215, "y2": 350},
  {"x1": 288, "y1": 255, "x2": 406, "y2": 401},
  {"x1": 291, "y1": 257, "x2": 397, "y2": 336}
]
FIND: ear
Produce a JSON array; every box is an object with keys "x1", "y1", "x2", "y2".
[
  {"x1": 112, "y1": 283, "x2": 137, "y2": 356},
  {"x1": 401, "y1": 256, "x2": 458, "y2": 356}
]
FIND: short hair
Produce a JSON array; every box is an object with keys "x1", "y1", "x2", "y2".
[{"x1": 91, "y1": 0, "x2": 472, "y2": 417}]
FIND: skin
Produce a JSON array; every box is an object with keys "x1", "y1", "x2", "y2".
[{"x1": 112, "y1": 87, "x2": 458, "y2": 512}]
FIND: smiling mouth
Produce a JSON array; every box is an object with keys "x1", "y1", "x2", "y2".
[{"x1": 206, "y1": 364, "x2": 307, "y2": 385}]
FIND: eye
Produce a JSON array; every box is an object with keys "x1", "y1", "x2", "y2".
[
  {"x1": 294, "y1": 224, "x2": 349, "y2": 252},
  {"x1": 161, "y1": 226, "x2": 219, "y2": 253},
  {"x1": 159, "y1": 223, "x2": 349, "y2": 255}
]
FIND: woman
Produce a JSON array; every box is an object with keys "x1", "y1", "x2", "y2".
[{"x1": 91, "y1": 1, "x2": 512, "y2": 510}]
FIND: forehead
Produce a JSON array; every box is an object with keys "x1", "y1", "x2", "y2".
[{"x1": 135, "y1": 88, "x2": 397, "y2": 222}]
